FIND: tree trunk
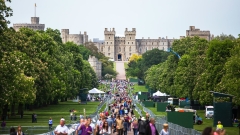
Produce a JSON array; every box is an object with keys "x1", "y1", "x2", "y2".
[
  {"x1": 11, "y1": 103, "x2": 15, "y2": 116},
  {"x1": 18, "y1": 103, "x2": 23, "y2": 114},
  {"x1": 2, "y1": 104, "x2": 8, "y2": 120},
  {"x1": 65, "y1": 97, "x2": 67, "y2": 101},
  {"x1": 60, "y1": 98, "x2": 64, "y2": 102}
]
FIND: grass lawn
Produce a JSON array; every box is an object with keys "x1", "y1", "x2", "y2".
[
  {"x1": 124, "y1": 62, "x2": 128, "y2": 69},
  {"x1": 5, "y1": 101, "x2": 101, "y2": 127},
  {"x1": 133, "y1": 85, "x2": 148, "y2": 93},
  {"x1": 113, "y1": 62, "x2": 116, "y2": 71},
  {"x1": 194, "y1": 110, "x2": 238, "y2": 135}
]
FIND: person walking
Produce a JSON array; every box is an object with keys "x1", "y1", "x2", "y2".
[
  {"x1": 123, "y1": 119, "x2": 128, "y2": 135},
  {"x1": 49, "y1": 117, "x2": 53, "y2": 130},
  {"x1": 202, "y1": 127, "x2": 214, "y2": 135},
  {"x1": 54, "y1": 118, "x2": 68, "y2": 135},
  {"x1": 79, "y1": 119, "x2": 92, "y2": 135},
  {"x1": 16, "y1": 126, "x2": 25, "y2": 135},
  {"x1": 138, "y1": 117, "x2": 146, "y2": 135},
  {"x1": 131, "y1": 119, "x2": 138, "y2": 135},
  {"x1": 216, "y1": 121, "x2": 223, "y2": 130},
  {"x1": 146, "y1": 118, "x2": 159, "y2": 135},
  {"x1": 99, "y1": 121, "x2": 111, "y2": 135},
  {"x1": 159, "y1": 123, "x2": 169, "y2": 135},
  {"x1": 116, "y1": 115, "x2": 123, "y2": 135}
]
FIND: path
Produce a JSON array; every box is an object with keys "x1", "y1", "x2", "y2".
[{"x1": 115, "y1": 61, "x2": 127, "y2": 80}]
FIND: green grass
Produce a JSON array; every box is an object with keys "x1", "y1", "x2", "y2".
[
  {"x1": 5, "y1": 101, "x2": 101, "y2": 127},
  {"x1": 113, "y1": 62, "x2": 116, "y2": 71},
  {"x1": 133, "y1": 85, "x2": 148, "y2": 93},
  {"x1": 124, "y1": 62, "x2": 128, "y2": 69},
  {"x1": 193, "y1": 110, "x2": 238, "y2": 135}
]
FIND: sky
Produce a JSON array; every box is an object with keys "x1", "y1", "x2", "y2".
[{"x1": 7, "y1": 0, "x2": 240, "y2": 40}]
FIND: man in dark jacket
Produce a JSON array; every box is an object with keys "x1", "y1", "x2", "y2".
[
  {"x1": 138, "y1": 117, "x2": 146, "y2": 135},
  {"x1": 146, "y1": 118, "x2": 159, "y2": 135}
]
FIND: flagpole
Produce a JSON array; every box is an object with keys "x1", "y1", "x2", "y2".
[{"x1": 34, "y1": 3, "x2": 36, "y2": 17}]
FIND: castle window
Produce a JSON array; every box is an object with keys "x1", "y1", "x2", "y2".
[
  {"x1": 146, "y1": 42, "x2": 147, "y2": 45},
  {"x1": 108, "y1": 53, "x2": 110, "y2": 56},
  {"x1": 132, "y1": 42, "x2": 133, "y2": 44},
  {"x1": 124, "y1": 47, "x2": 125, "y2": 51},
  {"x1": 111, "y1": 42, "x2": 112, "y2": 44},
  {"x1": 130, "y1": 37, "x2": 131, "y2": 40},
  {"x1": 108, "y1": 46, "x2": 110, "y2": 51},
  {"x1": 109, "y1": 37, "x2": 110, "y2": 39},
  {"x1": 128, "y1": 42, "x2": 129, "y2": 44},
  {"x1": 152, "y1": 42, "x2": 153, "y2": 45},
  {"x1": 139, "y1": 48, "x2": 141, "y2": 53},
  {"x1": 129, "y1": 53, "x2": 132, "y2": 56},
  {"x1": 163, "y1": 47, "x2": 164, "y2": 50},
  {"x1": 146, "y1": 47, "x2": 147, "y2": 51},
  {"x1": 107, "y1": 42, "x2": 108, "y2": 44},
  {"x1": 129, "y1": 47, "x2": 131, "y2": 52},
  {"x1": 163, "y1": 42, "x2": 164, "y2": 45},
  {"x1": 119, "y1": 47, "x2": 121, "y2": 52}
]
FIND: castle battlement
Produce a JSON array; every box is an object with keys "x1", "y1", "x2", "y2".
[
  {"x1": 124, "y1": 28, "x2": 136, "y2": 35},
  {"x1": 13, "y1": 16, "x2": 45, "y2": 31}
]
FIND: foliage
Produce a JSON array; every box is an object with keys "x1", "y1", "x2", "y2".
[
  {"x1": 0, "y1": 27, "x2": 99, "y2": 117},
  {"x1": 129, "y1": 53, "x2": 142, "y2": 62},
  {"x1": 0, "y1": 0, "x2": 13, "y2": 33},
  {"x1": 126, "y1": 49, "x2": 169, "y2": 80},
  {"x1": 145, "y1": 35, "x2": 240, "y2": 105}
]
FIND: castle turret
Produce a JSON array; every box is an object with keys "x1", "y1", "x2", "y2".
[
  {"x1": 104, "y1": 28, "x2": 116, "y2": 60},
  {"x1": 124, "y1": 28, "x2": 136, "y2": 59},
  {"x1": 61, "y1": 29, "x2": 69, "y2": 43},
  {"x1": 31, "y1": 17, "x2": 39, "y2": 24}
]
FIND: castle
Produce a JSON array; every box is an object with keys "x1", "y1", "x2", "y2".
[
  {"x1": 61, "y1": 29, "x2": 88, "y2": 45},
  {"x1": 88, "y1": 55, "x2": 102, "y2": 79},
  {"x1": 13, "y1": 17, "x2": 45, "y2": 31},
  {"x1": 94, "y1": 28, "x2": 175, "y2": 61},
  {"x1": 181, "y1": 26, "x2": 214, "y2": 41}
]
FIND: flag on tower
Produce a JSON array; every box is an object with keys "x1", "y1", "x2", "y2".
[{"x1": 35, "y1": 3, "x2": 37, "y2": 7}]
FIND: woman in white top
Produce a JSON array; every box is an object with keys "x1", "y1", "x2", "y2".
[
  {"x1": 99, "y1": 121, "x2": 111, "y2": 135},
  {"x1": 160, "y1": 123, "x2": 169, "y2": 135}
]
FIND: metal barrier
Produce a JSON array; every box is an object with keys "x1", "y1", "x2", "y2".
[
  {"x1": 130, "y1": 95, "x2": 202, "y2": 135},
  {"x1": 33, "y1": 97, "x2": 110, "y2": 135}
]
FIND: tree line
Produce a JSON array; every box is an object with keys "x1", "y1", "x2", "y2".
[
  {"x1": 0, "y1": 0, "x2": 116, "y2": 118},
  {"x1": 144, "y1": 35, "x2": 240, "y2": 106}
]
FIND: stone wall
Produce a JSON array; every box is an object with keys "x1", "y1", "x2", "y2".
[
  {"x1": 88, "y1": 55, "x2": 102, "y2": 79},
  {"x1": 61, "y1": 29, "x2": 88, "y2": 45},
  {"x1": 13, "y1": 17, "x2": 45, "y2": 31}
]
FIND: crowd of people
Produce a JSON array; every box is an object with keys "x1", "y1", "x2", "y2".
[{"x1": 53, "y1": 79, "x2": 168, "y2": 135}]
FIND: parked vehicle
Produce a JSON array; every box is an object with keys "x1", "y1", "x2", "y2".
[
  {"x1": 167, "y1": 98, "x2": 179, "y2": 105},
  {"x1": 205, "y1": 106, "x2": 214, "y2": 119}
]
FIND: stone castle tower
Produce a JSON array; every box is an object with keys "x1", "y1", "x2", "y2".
[
  {"x1": 88, "y1": 55, "x2": 102, "y2": 79},
  {"x1": 96, "y1": 28, "x2": 174, "y2": 61},
  {"x1": 61, "y1": 29, "x2": 88, "y2": 45},
  {"x1": 180, "y1": 26, "x2": 214, "y2": 41},
  {"x1": 13, "y1": 17, "x2": 45, "y2": 31},
  {"x1": 102, "y1": 28, "x2": 138, "y2": 61}
]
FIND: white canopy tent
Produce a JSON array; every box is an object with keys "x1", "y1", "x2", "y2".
[
  {"x1": 153, "y1": 90, "x2": 168, "y2": 96},
  {"x1": 88, "y1": 88, "x2": 105, "y2": 94}
]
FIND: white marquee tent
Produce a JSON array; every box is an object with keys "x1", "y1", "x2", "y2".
[
  {"x1": 88, "y1": 88, "x2": 105, "y2": 94},
  {"x1": 153, "y1": 90, "x2": 168, "y2": 96}
]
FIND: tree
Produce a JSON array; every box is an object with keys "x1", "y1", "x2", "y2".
[{"x1": 0, "y1": 0, "x2": 13, "y2": 33}]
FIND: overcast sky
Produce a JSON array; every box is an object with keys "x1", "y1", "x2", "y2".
[{"x1": 7, "y1": 0, "x2": 240, "y2": 40}]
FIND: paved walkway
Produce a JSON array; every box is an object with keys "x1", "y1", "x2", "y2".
[{"x1": 115, "y1": 61, "x2": 127, "y2": 80}]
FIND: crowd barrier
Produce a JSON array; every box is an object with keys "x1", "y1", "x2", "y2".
[{"x1": 131, "y1": 96, "x2": 202, "y2": 135}]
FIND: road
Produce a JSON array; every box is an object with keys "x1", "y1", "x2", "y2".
[{"x1": 115, "y1": 61, "x2": 127, "y2": 80}]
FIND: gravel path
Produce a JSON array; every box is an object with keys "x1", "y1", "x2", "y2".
[{"x1": 115, "y1": 61, "x2": 126, "y2": 80}]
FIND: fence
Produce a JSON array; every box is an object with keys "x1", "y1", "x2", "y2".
[
  {"x1": 131, "y1": 96, "x2": 202, "y2": 135},
  {"x1": 21, "y1": 97, "x2": 110, "y2": 135}
]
